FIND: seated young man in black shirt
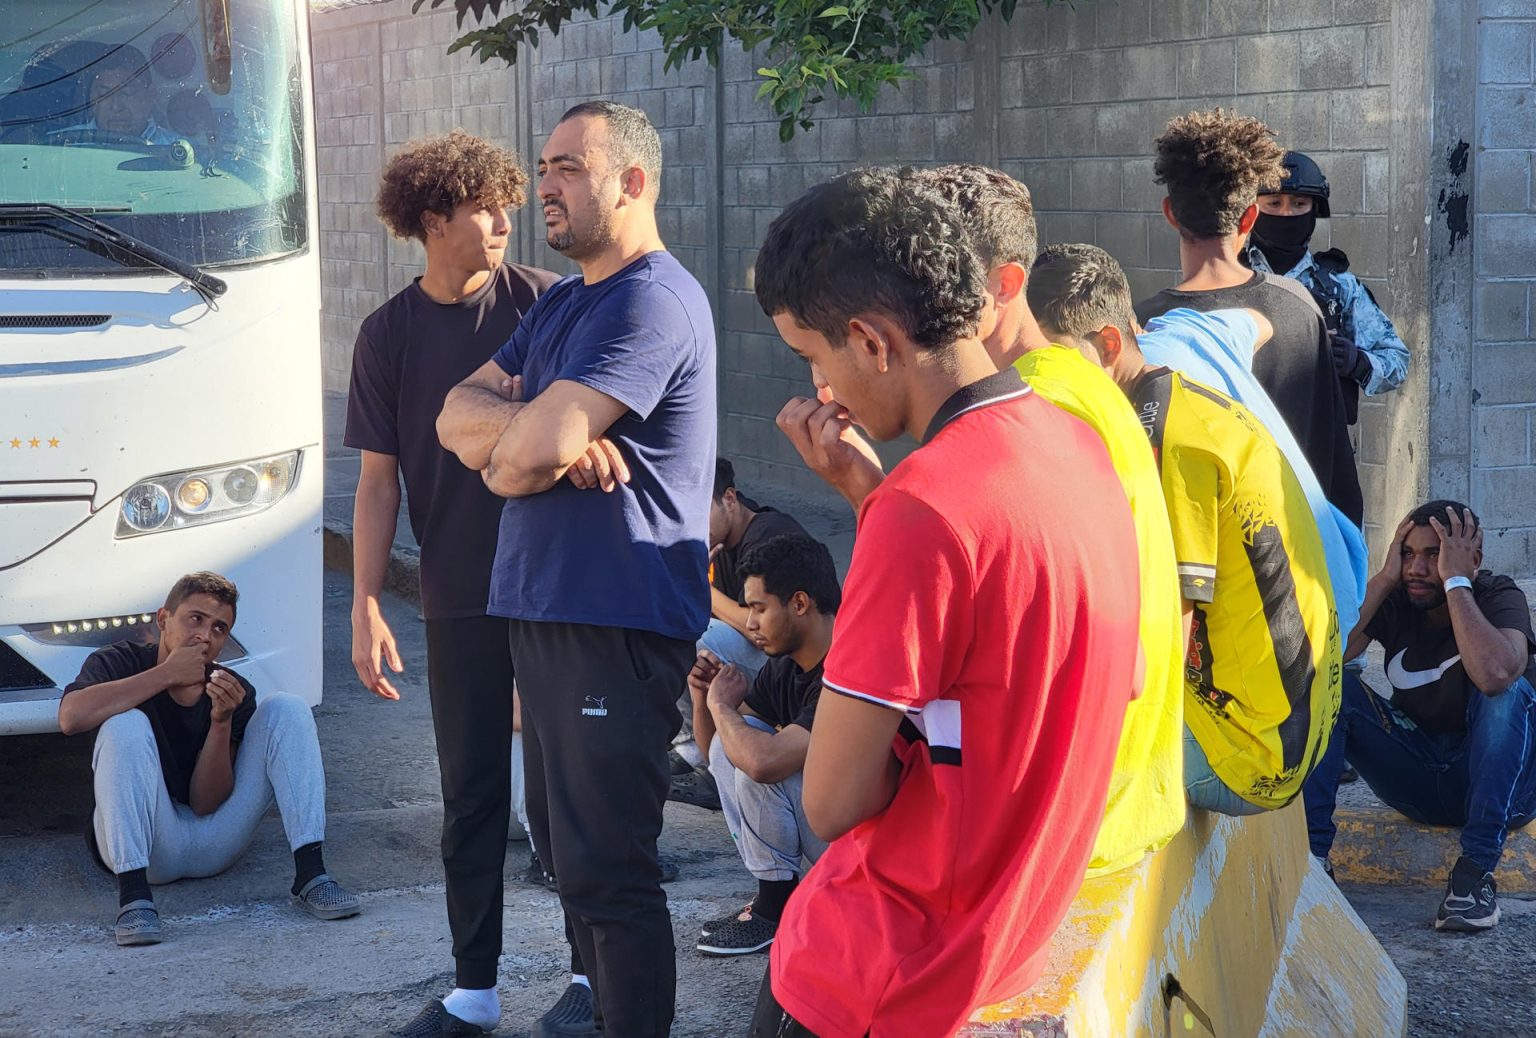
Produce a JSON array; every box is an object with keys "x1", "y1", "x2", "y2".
[
  {"x1": 685, "y1": 533, "x2": 838, "y2": 956},
  {"x1": 1303, "y1": 501, "x2": 1536, "y2": 931},
  {"x1": 672, "y1": 459, "x2": 811, "y2": 780},
  {"x1": 1134, "y1": 108, "x2": 1363, "y2": 527},
  {"x1": 59, "y1": 572, "x2": 358, "y2": 947}
]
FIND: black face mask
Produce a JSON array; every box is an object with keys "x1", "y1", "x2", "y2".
[{"x1": 1252, "y1": 211, "x2": 1317, "y2": 274}]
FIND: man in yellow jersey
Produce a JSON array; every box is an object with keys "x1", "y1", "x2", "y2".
[
  {"x1": 1029, "y1": 242, "x2": 1341, "y2": 815},
  {"x1": 918, "y1": 164, "x2": 1185, "y2": 872}
]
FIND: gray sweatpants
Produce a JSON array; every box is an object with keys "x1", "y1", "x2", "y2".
[
  {"x1": 708, "y1": 716, "x2": 826, "y2": 881},
  {"x1": 92, "y1": 692, "x2": 327, "y2": 883}
]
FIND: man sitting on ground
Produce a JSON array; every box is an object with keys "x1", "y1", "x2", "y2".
[
  {"x1": 686, "y1": 533, "x2": 837, "y2": 957},
  {"x1": 1304, "y1": 502, "x2": 1536, "y2": 932},
  {"x1": 1030, "y1": 243, "x2": 1342, "y2": 818},
  {"x1": 673, "y1": 460, "x2": 811, "y2": 782},
  {"x1": 59, "y1": 572, "x2": 359, "y2": 946}
]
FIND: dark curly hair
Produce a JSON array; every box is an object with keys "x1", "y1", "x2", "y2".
[
  {"x1": 1027, "y1": 243, "x2": 1136, "y2": 345},
  {"x1": 1153, "y1": 109, "x2": 1285, "y2": 240},
  {"x1": 737, "y1": 534, "x2": 841, "y2": 615},
  {"x1": 918, "y1": 164, "x2": 1038, "y2": 270},
  {"x1": 164, "y1": 571, "x2": 239, "y2": 623},
  {"x1": 376, "y1": 130, "x2": 529, "y2": 242},
  {"x1": 754, "y1": 166, "x2": 985, "y2": 352}
]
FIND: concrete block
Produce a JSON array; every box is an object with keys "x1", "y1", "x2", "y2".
[
  {"x1": 935, "y1": 112, "x2": 973, "y2": 155},
  {"x1": 1330, "y1": 86, "x2": 1392, "y2": 148},
  {"x1": 1480, "y1": 87, "x2": 1536, "y2": 149},
  {"x1": 1150, "y1": 0, "x2": 1207, "y2": 42},
  {"x1": 1477, "y1": 282, "x2": 1531, "y2": 341},
  {"x1": 1043, "y1": 106, "x2": 1098, "y2": 158},
  {"x1": 1039, "y1": 210, "x2": 1096, "y2": 246},
  {"x1": 1300, "y1": 24, "x2": 1367, "y2": 89},
  {"x1": 1178, "y1": 40, "x2": 1237, "y2": 98},
  {"x1": 1365, "y1": 23, "x2": 1392, "y2": 86},
  {"x1": 1479, "y1": 20, "x2": 1535, "y2": 84},
  {"x1": 1012, "y1": 54, "x2": 1074, "y2": 107},
  {"x1": 1269, "y1": 0, "x2": 1333, "y2": 31},
  {"x1": 1071, "y1": 159, "x2": 1125, "y2": 210},
  {"x1": 1236, "y1": 34, "x2": 1302, "y2": 93},
  {"x1": 1476, "y1": 149, "x2": 1533, "y2": 214},
  {"x1": 1096, "y1": 0, "x2": 1150, "y2": 48},
  {"x1": 1481, "y1": 0, "x2": 1536, "y2": 15},
  {"x1": 1069, "y1": 49, "x2": 1120, "y2": 105},
  {"x1": 1209, "y1": 0, "x2": 1262, "y2": 37},
  {"x1": 1124, "y1": 265, "x2": 1175, "y2": 304},
  {"x1": 1121, "y1": 157, "x2": 1163, "y2": 211},
  {"x1": 1260, "y1": 91, "x2": 1332, "y2": 153},
  {"x1": 1472, "y1": 341, "x2": 1536, "y2": 404},
  {"x1": 1479, "y1": 214, "x2": 1536, "y2": 276},
  {"x1": 1093, "y1": 102, "x2": 1147, "y2": 156},
  {"x1": 1335, "y1": 0, "x2": 1392, "y2": 24},
  {"x1": 1045, "y1": 1, "x2": 1095, "y2": 52},
  {"x1": 1313, "y1": 151, "x2": 1366, "y2": 216},
  {"x1": 1475, "y1": 406, "x2": 1533, "y2": 467},
  {"x1": 1095, "y1": 213, "x2": 1150, "y2": 267},
  {"x1": 998, "y1": 107, "x2": 1044, "y2": 160},
  {"x1": 1005, "y1": 160, "x2": 1071, "y2": 214},
  {"x1": 1474, "y1": 464, "x2": 1536, "y2": 528},
  {"x1": 1363, "y1": 152, "x2": 1390, "y2": 211},
  {"x1": 965, "y1": 809, "x2": 1406, "y2": 1037}
]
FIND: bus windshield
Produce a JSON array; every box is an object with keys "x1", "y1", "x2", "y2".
[{"x1": 0, "y1": 0, "x2": 306, "y2": 272}]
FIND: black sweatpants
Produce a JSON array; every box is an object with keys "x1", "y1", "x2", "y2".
[
  {"x1": 425, "y1": 615, "x2": 516, "y2": 990},
  {"x1": 509, "y1": 619, "x2": 694, "y2": 1038}
]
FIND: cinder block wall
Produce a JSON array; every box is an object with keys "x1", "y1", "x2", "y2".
[
  {"x1": 310, "y1": 0, "x2": 1535, "y2": 576},
  {"x1": 1471, "y1": 0, "x2": 1536, "y2": 573}
]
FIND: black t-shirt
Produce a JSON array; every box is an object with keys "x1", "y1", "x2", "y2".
[
  {"x1": 1365, "y1": 573, "x2": 1536, "y2": 734},
  {"x1": 744, "y1": 656, "x2": 824, "y2": 732},
  {"x1": 713, "y1": 508, "x2": 810, "y2": 604},
  {"x1": 64, "y1": 641, "x2": 258, "y2": 806},
  {"x1": 344, "y1": 262, "x2": 561, "y2": 619},
  {"x1": 1136, "y1": 272, "x2": 1364, "y2": 526}
]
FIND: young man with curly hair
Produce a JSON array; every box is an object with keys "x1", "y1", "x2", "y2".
[
  {"x1": 753, "y1": 167, "x2": 1141, "y2": 1038},
  {"x1": 1135, "y1": 109, "x2": 1364, "y2": 529},
  {"x1": 438, "y1": 102, "x2": 715, "y2": 1038},
  {"x1": 344, "y1": 129, "x2": 563, "y2": 1037}
]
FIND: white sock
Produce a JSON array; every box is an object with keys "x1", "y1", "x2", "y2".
[
  {"x1": 571, "y1": 974, "x2": 591, "y2": 989},
  {"x1": 442, "y1": 987, "x2": 500, "y2": 1028},
  {"x1": 509, "y1": 732, "x2": 529, "y2": 839}
]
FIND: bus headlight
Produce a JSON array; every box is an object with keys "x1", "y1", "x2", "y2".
[{"x1": 115, "y1": 451, "x2": 300, "y2": 539}]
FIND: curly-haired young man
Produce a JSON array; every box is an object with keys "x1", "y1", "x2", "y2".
[
  {"x1": 752, "y1": 167, "x2": 1141, "y2": 1038},
  {"x1": 344, "y1": 129, "x2": 563, "y2": 1037},
  {"x1": 1135, "y1": 109, "x2": 1364, "y2": 529}
]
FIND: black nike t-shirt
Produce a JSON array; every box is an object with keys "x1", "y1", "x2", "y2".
[
  {"x1": 64, "y1": 641, "x2": 258, "y2": 805},
  {"x1": 744, "y1": 656, "x2": 824, "y2": 732},
  {"x1": 345, "y1": 262, "x2": 561, "y2": 619},
  {"x1": 1136, "y1": 272, "x2": 1364, "y2": 526},
  {"x1": 1365, "y1": 573, "x2": 1536, "y2": 733}
]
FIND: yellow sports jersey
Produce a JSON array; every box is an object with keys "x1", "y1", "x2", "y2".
[
  {"x1": 1015, "y1": 346, "x2": 1185, "y2": 875},
  {"x1": 1129, "y1": 367, "x2": 1341, "y2": 809}
]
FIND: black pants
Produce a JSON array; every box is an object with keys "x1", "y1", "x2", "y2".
[
  {"x1": 749, "y1": 966, "x2": 851, "y2": 1038},
  {"x1": 425, "y1": 615, "x2": 516, "y2": 990},
  {"x1": 510, "y1": 619, "x2": 693, "y2": 1038}
]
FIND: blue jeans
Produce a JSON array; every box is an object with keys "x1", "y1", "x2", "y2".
[
  {"x1": 1183, "y1": 725, "x2": 1269, "y2": 817},
  {"x1": 1303, "y1": 670, "x2": 1536, "y2": 872}
]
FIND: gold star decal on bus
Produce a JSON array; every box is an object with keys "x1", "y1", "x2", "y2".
[
  {"x1": 28, "y1": 438, "x2": 40, "y2": 448},
  {"x1": 48, "y1": 437, "x2": 60, "y2": 448},
  {"x1": 8, "y1": 438, "x2": 18, "y2": 449}
]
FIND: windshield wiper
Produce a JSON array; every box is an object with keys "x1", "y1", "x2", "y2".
[{"x1": 0, "y1": 203, "x2": 227, "y2": 301}]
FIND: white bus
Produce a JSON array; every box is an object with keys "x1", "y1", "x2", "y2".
[{"x1": 0, "y1": 0, "x2": 322, "y2": 734}]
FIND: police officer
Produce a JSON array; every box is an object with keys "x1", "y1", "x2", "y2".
[{"x1": 1247, "y1": 151, "x2": 1410, "y2": 425}]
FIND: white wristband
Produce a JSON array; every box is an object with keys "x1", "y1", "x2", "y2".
[{"x1": 1444, "y1": 575, "x2": 1474, "y2": 594}]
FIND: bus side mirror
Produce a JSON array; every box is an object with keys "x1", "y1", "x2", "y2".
[{"x1": 201, "y1": 0, "x2": 233, "y2": 96}]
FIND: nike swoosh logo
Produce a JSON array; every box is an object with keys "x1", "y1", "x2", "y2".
[{"x1": 1385, "y1": 648, "x2": 1462, "y2": 692}]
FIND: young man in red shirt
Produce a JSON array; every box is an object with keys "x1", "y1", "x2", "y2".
[{"x1": 751, "y1": 167, "x2": 1143, "y2": 1038}]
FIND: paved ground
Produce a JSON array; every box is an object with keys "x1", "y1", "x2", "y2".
[{"x1": 0, "y1": 571, "x2": 764, "y2": 1037}]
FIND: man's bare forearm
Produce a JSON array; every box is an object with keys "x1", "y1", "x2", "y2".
[
  {"x1": 351, "y1": 471, "x2": 401, "y2": 611},
  {"x1": 57, "y1": 667, "x2": 170, "y2": 735},
  {"x1": 438, "y1": 384, "x2": 521, "y2": 471},
  {"x1": 710, "y1": 587, "x2": 752, "y2": 636},
  {"x1": 188, "y1": 720, "x2": 235, "y2": 815}
]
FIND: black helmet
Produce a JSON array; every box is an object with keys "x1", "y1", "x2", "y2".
[{"x1": 1263, "y1": 150, "x2": 1331, "y2": 218}]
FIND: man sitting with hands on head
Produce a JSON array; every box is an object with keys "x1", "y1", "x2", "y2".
[
  {"x1": 1304, "y1": 502, "x2": 1536, "y2": 932},
  {"x1": 59, "y1": 572, "x2": 358, "y2": 947},
  {"x1": 687, "y1": 533, "x2": 838, "y2": 958}
]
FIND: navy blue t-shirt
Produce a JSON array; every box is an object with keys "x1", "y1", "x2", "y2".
[{"x1": 490, "y1": 250, "x2": 716, "y2": 641}]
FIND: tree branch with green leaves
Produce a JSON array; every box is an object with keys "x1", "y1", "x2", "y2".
[{"x1": 414, "y1": 0, "x2": 1068, "y2": 140}]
